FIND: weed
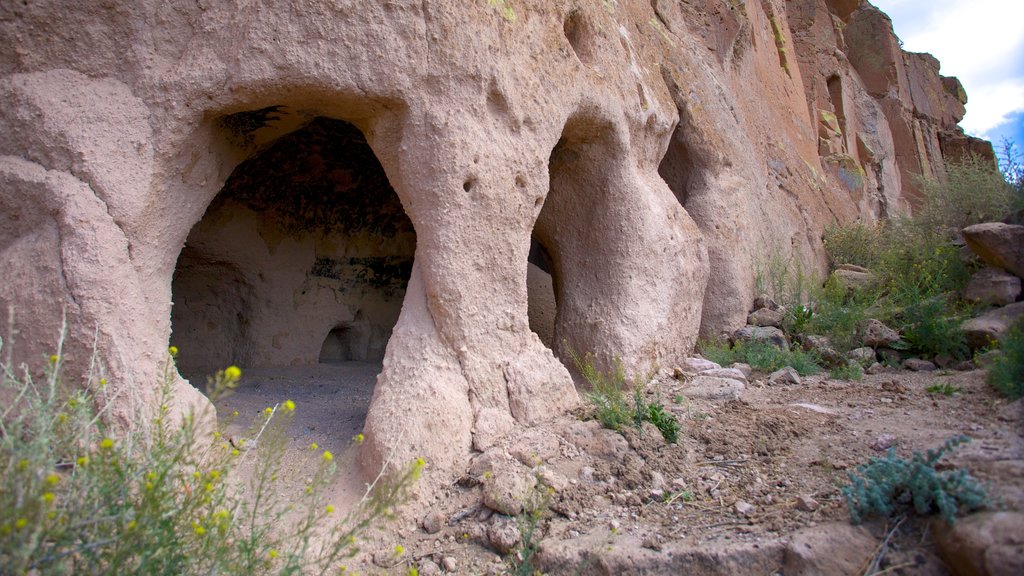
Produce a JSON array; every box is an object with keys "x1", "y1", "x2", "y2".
[
  {"x1": 987, "y1": 320, "x2": 1024, "y2": 399},
  {"x1": 823, "y1": 221, "x2": 888, "y2": 270},
  {"x1": 917, "y1": 153, "x2": 1022, "y2": 235},
  {"x1": 925, "y1": 382, "x2": 960, "y2": 396},
  {"x1": 828, "y1": 362, "x2": 863, "y2": 381},
  {"x1": 701, "y1": 339, "x2": 820, "y2": 376},
  {"x1": 0, "y1": 333, "x2": 419, "y2": 574},
  {"x1": 568, "y1": 348, "x2": 679, "y2": 444},
  {"x1": 841, "y1": 436, "x2": 987, "y2": 525}
]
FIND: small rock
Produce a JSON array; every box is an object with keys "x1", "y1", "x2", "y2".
[
  {"x1": 535, "y1": 466, "x2": 568, "y2": 492},
  {"x1": 678, "y1": 357, "x2": 722, "y2": 374},
  {"x1": 734, "y1": 500, "x2": 755, "y2": 516},
  {"x1": 870, "y1": 433, "x2": 898, "y2": 451},
  {"x1": 441, "y1": 556, "x2": 458, "y2": 572},
  {"x1": 418, "y1": 559, "x2": 441, "y2": 576},
  {"x1": 952, "y1": 360, "x2": 976, "y2": 371},
  {"x1": 754, "y1": 293, "x2": 780, "y2": 311},
  {"x1": 866, "y1": 362, "x2": 886, "y2": 375},
  {"x1": 423, "y1": 509, "x2": 445, "y2": 534},
  {"x1": 579, "y1": 466, "x2": 595, "y2": 483},
  {"x1": 650, "y1": 488, "x2": 665, "y2": 501},
  {"x1": 749, "y1": 307, "x2": 785, "y2": 328},
  {"x1": 768, "y1": 367, "x2": 801, "y2": 386},
  {"x1": 487, "y1": 516, "x2": 521, "y2": 555},
  {"x1": 903, "y1": 358, "x2": 937, "y2": 372},
  {"x1": 650, "y1": 471, "x2": 666, "y2": 491},
  {"x1": 482, "y1": 460, "x2": 534, "y2": 516},
  {"x1": 860, "y1": 319, "x2": 900, "y2": 347},
  {"x1": 933, "y1": 354, "x2": 956, "y2": 369},
  {"x1": 799, "y1": 334, "x2": 843, "y2": 365},
  {"x1": 847, "y1": 346, "x2": 876, "y2": 365},
  {"x1": 796, "y1": 495, "x2": 820, "y2": 512},
  {"x1": 832, "y1": 267, "x2": 877, "y2": 291},
  {"x1": 730, "y1": 362, "x2": 753, "y2": 379}
]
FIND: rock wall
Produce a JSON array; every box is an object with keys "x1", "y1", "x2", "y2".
[{"x1": 0, "y1": 0, "x2": 985, "y2": 484}]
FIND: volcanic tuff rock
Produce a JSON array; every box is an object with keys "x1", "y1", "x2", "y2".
[{"x1": 0, "y1": 0, "x2": 984, "y2": 485}]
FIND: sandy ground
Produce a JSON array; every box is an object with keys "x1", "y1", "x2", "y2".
[{"x1": 211, "y1": 362, "x2": 1024, "y2": 575}]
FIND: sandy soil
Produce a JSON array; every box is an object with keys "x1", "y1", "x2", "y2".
[{"x1": 214, "y1": 362, "x2": 1023, "y2": 575}]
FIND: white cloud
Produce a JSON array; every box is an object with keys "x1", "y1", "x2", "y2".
[{"x1": 870, "y1": 0, "x2": 1024, "y2": 138}]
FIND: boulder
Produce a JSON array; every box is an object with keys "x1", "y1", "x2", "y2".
[
  {"x1": 860, "y1": 319, "x2": 900, "y2": 347},
  {"x1": 847, "y1": 346, "x2": 876, "y2": 365},
  {"x1": 933, "y1": 511, "x2": 1024, "y2": 576},
  {"x1": 831, "y1": 267, "x2": 878, "y2": 291},
  {"x1": 962, "y1": 302, "x2": 1024, "y2": 349},
  {"x1": 768, "y1": 367, "x2": 802, "y2": 386},
  {"x1": 734, "y1": 326, "x2": 790, "y2": 349},
  {"x1": 903, "y1": 358, "x2": 937, "y2": 372},
  {"x1": 964, "y1": 267, "x2": 1022, "y2": 306},
  {"x1": 481, "y1": 459, "x2": 535, "y2": 516},
  {"x1": 698, "y1": 367, "x2": 749, "y2": 383},
  {"x1": 799, "y1": 334, "x2": 843, "y2": 366},
  {"x1": 749, "y1": 307, "x2": 786, "y2": 328},
  {"x1": 684, "y1": 376, "x2": 745, "y2": 400},
  {"x1": 963, "y1": 223, "x2": 1024, "y2": 278}
]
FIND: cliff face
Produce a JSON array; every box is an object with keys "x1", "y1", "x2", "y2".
[{"x1": 0, "y1": 0, "x2": 985, "y2": 482}]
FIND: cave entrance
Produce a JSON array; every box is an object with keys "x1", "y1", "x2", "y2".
[{"x1": 171, "y1": 113, "x2": 414, "y2": 432}]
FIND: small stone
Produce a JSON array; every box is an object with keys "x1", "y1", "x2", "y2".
[
  {"x1": 609, "y1": 519, "x2": 621, "y2": 530},
  {"x1": 734, "y1": 500, "x2": 755, "y2": 516},
  {"x1": 768, "y1": 367, "x2": 801, "y2": 386},
  {"x1": 832, "y1": 267, "x2": 877, "y2": 291},
  {"x1": 952, "y1": 360, "x2": 976, "y2": 371},
  {"x1": 650, "y1": 488, "x2": 665, "y2": 500},
  {"x1": 579, "y1": 466, "x2": 595, "y2": 483},
  {"x1": 796, "y1": 495, "x2": 819, "y2": 512},
  {"x1": 749, "y1": 307, "x2": 785, "y2": 328},
  {"x1": 679, "y1": 357, "x2": 722, "y2": 374},
  {"x1": 423, "y1": 509, "x2": 445, "y2": 534},
  {"x1": 482, "y1": 460, "x2": 534, "y2": 516},
  {"x1": 650, "y1": 471, "x2": 666, "y2": 491},
  {"x1": 847, "y1": 347, "x2": 876, "y2": 365},
  {"x1": 903, "y1": 358, "x2": 937, "y2": 372},
  {"x1": 754, "y1": 293, "x2": 780, "y2": 311},
  {"x1": 685, "y1": 375, "x2": 745, "y2": 399},
  {"x1": 870, "y1": 433, "x2": 898, "y2": 451},
  {"x1": 441, "y1": 556, "x2": 458, "y2": 572},
  {"x1": 866, "y1": 362, "x2": 886, "y2": 375},
  {"x1": 487, "y1": 516, "x2": 521, "y2": 555},
  {"x1": 418, "y1": 559, "x2": 441, "y2": 576},
  {"x1": 730, "y1": 362, "x2": 753, "y2": 379}
]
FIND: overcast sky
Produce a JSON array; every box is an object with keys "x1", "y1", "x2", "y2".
[{"x1": 870, "y1": 0, "x2": 1024, "y2": 150}]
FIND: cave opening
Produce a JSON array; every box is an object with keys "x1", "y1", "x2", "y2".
[{"x1": 171, "y1": 114, "x2": 415, "y2": 420}]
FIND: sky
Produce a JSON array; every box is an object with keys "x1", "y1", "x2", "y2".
[{"x1": 870, "y1": 0, "x2": 1024, "y2": 153}]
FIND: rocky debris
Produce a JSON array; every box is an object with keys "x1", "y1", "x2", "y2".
[
  {"x1": 768, "y1": 367, "x2": 802, "y2": 386},
  {"x1": 870, "y1": 433, "x2": 898, "y2": 451},
  {"x1": 481, "y1": 459, "x2": 534, "y2": 516},
  {"x1": 832, "y1": 266, "x2": 878, "y2": 291},
  {"x1": 962, "y1": 302, "x2": 1024, "y2": 349},
  {"x1": 903, "y1": 358, "x2": 938, "y2": 372},
  {"x1": 418, "y1": 559, "x2": 441, "y2": 575},
  {"x1": 860, "y1": 319, "x2": 900, "y2": 347},
  {"x1": 422, "y1": 508, "x2": 445, "y2": 534},
  {"x1": 508, "y1": 428, "x2": 561, "y2": 467},
  {"x1": 734, "y1": 325, "x2": 790, "y2": 349},
  {"x1": 486, "y1": 515, "x2": 521, "y2": 555},
  {"x1": 698, "y1": 367, "x2": 749, "y2": 383},
  {"x1": 799, "y1": 334, "x2": 843, "y2": 366},
  {"x1": 963, "y1": 222, "x2": 1024, "y2": 278},
  {"x1": 684, "y1": 376, "x2": 745, "y2": 400},
  {"x1": 847, "y1": 346, "x2": 876, "y2": 365},
  {"x1": 783, "y1": 523, "x2": 879, "y2": 576},
  {"x1": 933, "y1": 511, "x2": 1024, "y2": 576},
  {"x1": 748, "y1": 307, "x2": 785, "y2": 328},
  {"x1": 965, "y1": 267, "x2": 1022, "y2": 306},
  {"x1": 440, "y1": 557, "x2": 457, "y2": 573}
]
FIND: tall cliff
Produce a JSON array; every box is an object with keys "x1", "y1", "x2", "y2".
[{"x1": 0, "y1": 0, "x2": 988, "y2": 481}]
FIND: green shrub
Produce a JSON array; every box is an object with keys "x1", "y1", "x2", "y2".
[
  {"x1": 568, "y1": 349, "x2": 679, "y2": 444},
  {"x1": 805, "y1": 277, "x2": 882, "y2": 352},
  {"x1": 841, "y1": 436, "x2": 987, "y2": 525},
  {"x1": 823, "y1": 222, "x2": 888, "y2": 270},
  {"x1": 917, "y1": 153, "x2": 1022, "y2": 235},
  {"x1": 701, "y1": 339, "x2": 820, "y2": 376},
  {"x1": 926, "y1": 382, "x2": 960, "y2": 397},
  {"x1": 828, "y1": 362, "x2": 863, "y2": 381},
  {"x1": 0, "y1": 339, "x2": 419, "y2": 575},
  {"x1": 987, "y1": 320, "x2": 1024, "y2": 399},
  {"x1": 893, "y1": 295, "x2": 969, "y2": 360}
]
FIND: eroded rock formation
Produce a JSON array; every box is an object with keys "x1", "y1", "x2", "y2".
[{"x1": 0, "y1": 0, "x2": 984, "y2": 484}]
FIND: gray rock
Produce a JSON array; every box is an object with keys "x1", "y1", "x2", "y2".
[
  {"x1": 799, "y1": 334, "x2": 843, "y2": 366},
  {"x1": 963, "y1": 222, "x2": 1024, "y2": 278},
  {"x1": 677, "y1": 357, "x2": 722, "y2": 374},
  {"x1": 832, "y1": 267, "x2": 877, "y2": 291},
  {"x1": 730, "y1": 362, "x2": 753, "y2": 379},
  {"x1": 870, "y1": 433, "x2": 898, "y2": 451},
  {"x1": 796, "y1": 495, "x2": 819, "y2": 512},
  {"x1": 734, "y1": 500, "x2": 755, "y2": 516},
  {"x1": 685, "y1": 375, "x2": 745, "y2": 399},
  {"x1": 962, "y1": 302, "x2": 1024, "y2": 349},
  {"x1": 866, "y1": 362, "x2": 886, "y2": 375},
  {"x1": 754, "y1": 293, "x2": 780, "y2": 311},
  {"x1": 418, "y1": 559, "x2": 441, "y2": 575},
  {"x1": 965, "y1": 267, "x2": 1022, "y2": 306},
  {"x1": 734, "y1": 325, "x2": 789, "y2": 349},
  {"x1": 860, "y1": 319, "x2": 900, "y2": 347},
  {"x1": 482, "y1": 460, "x2": 534, "y2": 516},
  {"x1": 768, "y1": 367, "x2": 801, "y2": 386},
  {"x1": 508, "y1": 428, "x2": 561, "y2": 467},
  {"x1": 441, "y1": 557, "x2": 458, "y2": 572},
  {"x1": 748, "y1": 307, "x2": 785, "y2": 328},
  {"x1": 559, "y1": 420, "x2": 629, "y2": 463},
  {"x1": 423, "y1": 508, "x2": 445, "y2": 534}
]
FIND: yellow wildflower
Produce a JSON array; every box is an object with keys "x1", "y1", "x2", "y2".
[
  {"x1": 99, "y1": 438, "x2": 114, "y2": 450},
  {"x1": 224, "y1": 365, "x2": 241, "y2": 380},
  {"x1": 41, "y1": 492, "x2": 55, "y2": 504},
  {"x1": 325, "y1": 505, "x2": 335, "y2": 514},
  {"x1": 394, "y1": 544, "x2": 405, "y2": 556},
  {"x1": 168, "y1": 346, "x2": 179, "y2": 357},
  {"x1": 45, "y1": 474, "x2": 60, "y2": 486},
  {"x1": 322, "y1": 450, "x2": 333, "y2": 462},
  {"x1": 353, "y1": 433, "x2": 364, "y2": 445},
  {"x1": 16, "y1": 518, "x2": 28, "y2": 529},
  {"x1": 309, "y1": 442, "x2": 319, "y2": 451},
  {"x1": 268, "y1": 549, "x2": 278, "y2": 560},
  {"x1": 284, "y1": 399, "x2": 296, "y2": 411},
  {"x1": 264, "y1": 407, "x2": 273, "y2": 416},
  {"x1": 76, "y1": 456, "x2": 89, "y2": 467}
]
